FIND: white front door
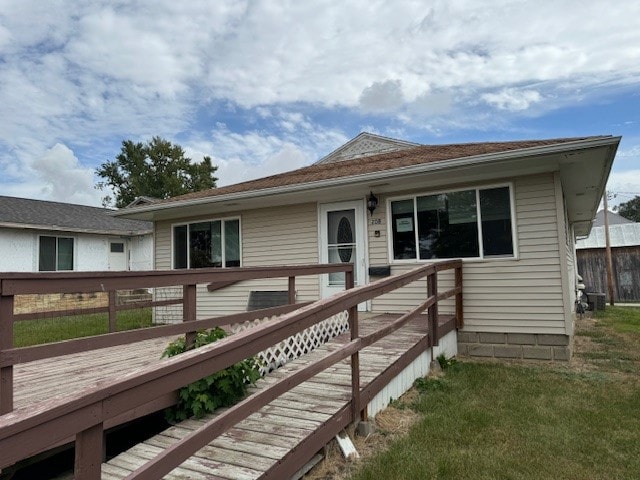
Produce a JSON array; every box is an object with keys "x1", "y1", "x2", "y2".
[
  {"x1": 108, "y1": 240, "x2": 128, "y2": 271},
  {"x1": 319, "y1": 201, "x2": 367, "y2": 310}
]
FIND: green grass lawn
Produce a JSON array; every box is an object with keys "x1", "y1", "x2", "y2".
[
  {"x1": 14, "y1": 308, "x2": 153, "y2": 347},
  {"x1": 596, "y1": 305, "x2": 640, "y2": 335},
  {"x1": 347, "y1": 307, "x2": 640, "y2": 480}
]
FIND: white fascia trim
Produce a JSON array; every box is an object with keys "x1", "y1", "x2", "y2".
[
  {"x1": 0, "y1": 222, "x2": 151, "y2": 236},
  {"x1": 114, "y1": 136, "x2": 620, "y2": 218}
]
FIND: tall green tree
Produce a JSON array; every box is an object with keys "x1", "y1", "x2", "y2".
[
  {"x1": 97, "y1": 137, "x2": 218, "y2": 208},
  {"x1": 615, "y1": 195, "x2": 640, "y2": 222}
]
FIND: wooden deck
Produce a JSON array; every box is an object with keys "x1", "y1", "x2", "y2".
[
  {"x1": 99, "y1": 313, "x2": 455, "y2": 479},
  {"x1": 2, "y1": 261, "x2": 463, "y2": 479},
  {"x1": 14, "y1": 336, "x2": 173, "y2": 410},
  {"x1": 10, "y1": 313, "x2": 457, "y2": 479}
]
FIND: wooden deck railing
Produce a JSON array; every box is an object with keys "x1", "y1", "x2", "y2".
[
  {"x1": 0, "y1": 264, "x2": 352, "y2": 415},
  {"x1": 0, "y1": 260, "x2": 463, "y2": 479}
]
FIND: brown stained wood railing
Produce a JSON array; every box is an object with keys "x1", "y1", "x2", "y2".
[
  {"x1": 0, "y1": 264, "x2": 353, "y2": 415},
  {"x1": 0, "y1": 260, "x2": 463, "y2": 479}
]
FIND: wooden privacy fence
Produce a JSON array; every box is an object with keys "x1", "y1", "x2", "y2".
[{"x1": 0, "y1": 260, "x2": 463, "y2": 479}]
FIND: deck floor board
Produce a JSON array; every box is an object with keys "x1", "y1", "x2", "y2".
[
  {"x1": 100, "y1": 314, "x2": 443, "y2": 479},
  {"x1": 11, "y1": 313, "x2": 454, "y2": 479}
]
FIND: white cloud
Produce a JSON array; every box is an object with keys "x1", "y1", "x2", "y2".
[
  {"x1": 409, "y1": 92, "x2": 453, "y2": 117},
  {"x1": 0, "y1": 0, "x2": 639, "y2": 202},
  {"x1": 616, "y1": 145, "x2": 640, "y2": 158},
  {"x1": 359, "y1": 80, "x2": 405, "y2": 113},
  {"x1": 184, "y1": 115, "x2": 348, "y2": 186},
  {"x1": 481, "y1": 88, "x2": 542, "y2": 111},
  {"x1": 606, "y1": 169, "x2": 640, "y2": 207},
  {"x1": 31, "y1": 144, "x2": 102, "y2": 206}
]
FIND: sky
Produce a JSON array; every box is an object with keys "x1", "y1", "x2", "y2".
[{"x1": 1, "y1": 0, "x2": 639, "y2": 208}]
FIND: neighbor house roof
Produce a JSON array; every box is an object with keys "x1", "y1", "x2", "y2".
[
  {"x1": 0, "y1": 196, "x2": 152, "y2": 235},
  {"x1": 576, "y1": 222, "x2": 640, "y2": 249},
  {"x1": 591, "y1": 209, "x2": 633, "y2": 228}
]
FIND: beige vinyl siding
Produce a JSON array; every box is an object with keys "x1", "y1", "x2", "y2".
[
  {"x1": 154, "y1": 203, "x2": 320, "y2": 320},
  {"x1": 368, "y1": 173, "x2": 567, "y2": 334}
]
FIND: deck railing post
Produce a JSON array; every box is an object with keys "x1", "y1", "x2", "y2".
[
  {"x1": 346, "y1": 266, "x2": 363, "y2": 422},
  {"x1": 74, "y1": 422, "x2": 105, "y2": 479},
  {"x1": 183, "y1": 284, "x2": 197, "y2": 350},
  {"x1": 108, "y1": 290, "x2": 117, "y2": 333},
  {"x1": 0, "y1": 293, "x2": 14, "y2": 414},
  {"x1": 455, "y1": 264, "x2": 464, "y2": 329},
  {"x1": 288, "y1": 276, "x2": 296, "y2": 304},
  {"x1": 427, "y1": 271, "x2": 438, "y2": 347}
]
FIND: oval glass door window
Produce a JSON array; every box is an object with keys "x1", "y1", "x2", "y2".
[{"x1": 337, "y1": 216, "x2": 353, "y2": 262}]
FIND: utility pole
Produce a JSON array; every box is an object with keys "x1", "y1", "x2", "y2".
[{"x1": 603, "y1": 192, "x2": 615, "y2": 306}]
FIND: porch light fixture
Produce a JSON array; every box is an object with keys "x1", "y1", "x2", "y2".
[{"x1": 367, "y1": 191, "x2": 378, "y2": 215}]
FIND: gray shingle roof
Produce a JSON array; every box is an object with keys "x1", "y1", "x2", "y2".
[
  {"x1": 0, "y1": 196, "x2": 152, "y2": 235},
  {"x1": 591, "y1": 209, "x2": 633, "y2": 228}
]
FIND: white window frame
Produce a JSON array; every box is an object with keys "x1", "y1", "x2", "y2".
[
  {"x1": 170, "y1": 217, "x2": 242, "y2": 269},
  {"x1": 386, "y1": 182, "x2": 518, "y2": 263},
  {"x1": 38, "y1": 235, "x2": 75, "y2": 271}
]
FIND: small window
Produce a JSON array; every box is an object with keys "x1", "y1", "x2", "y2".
[
  {"x1": 173, "y1": 218, "x2": 241, "y2": 269},
  {"x1": 389, "y1": 185, "x2": 515, "y2": 261},
  {"x1": 479, "y1": 187, "x2": 513, "y2": 257},
  {"x1": 110, "y1": 242, "x2": 125, "y2": 253},
  {"x1": 39, "y1": 236, "x2": 74, "y2": 271}
]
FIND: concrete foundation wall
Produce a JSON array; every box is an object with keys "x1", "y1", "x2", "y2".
[{"x1": 457, "y1": 330, "x2": 571, "y2": 361}]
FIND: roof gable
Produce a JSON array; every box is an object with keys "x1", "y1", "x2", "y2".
[
  {"x1": 0, "y1": 196, "x2": 152, "y2": 235},
  {"x1": 316, "y1": 132, "x2": 420, "y2": 164}
]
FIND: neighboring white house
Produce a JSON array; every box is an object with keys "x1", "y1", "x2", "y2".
[
  {"x1": 116, "y1": 132, "x2": 621, "y2": 361},
  {"x1": 0, "y1": 196, "x2": 153, "y2": 272}
]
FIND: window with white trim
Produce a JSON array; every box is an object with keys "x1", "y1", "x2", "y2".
[
  {"x1": 390, "y1": 185, "x2": 514, "y2": 261},
  {"x1": 172, "y1": 218, "x2": 241, "y2": 269},
  {"x1": 39, "y1": 236, "x2": 74, "y2": 271}
]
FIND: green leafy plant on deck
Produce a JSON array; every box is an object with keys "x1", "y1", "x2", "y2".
[{"x1": 162, "y1": 328, "x2": 261, "y2": 422}]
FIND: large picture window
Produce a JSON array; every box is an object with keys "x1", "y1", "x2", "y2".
[
  {"x1": 390, "y1": 186, "x2": 514, "y2": 261},
  {"x1": 39, "y1": 236, "x2": 74, "y2": 271},
  {"x1": 173, "y1": 218, "x2": 241, "y2": 269}
]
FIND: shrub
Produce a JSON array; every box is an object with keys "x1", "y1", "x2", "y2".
[{"x1": 162, "y1": 328, "x2": 261, "y2": 422}]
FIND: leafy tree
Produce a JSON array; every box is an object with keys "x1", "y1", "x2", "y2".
[
  {"x1": 97, "y1": 136, "x2": 218, "y2": 208},
  {"x1": 615, "y1": 195, "x2": 640, "y2": 222}
]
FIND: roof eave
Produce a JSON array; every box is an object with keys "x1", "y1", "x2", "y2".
[{"x1": 0, "y1": 222, "x2": 152, "y2": 236}]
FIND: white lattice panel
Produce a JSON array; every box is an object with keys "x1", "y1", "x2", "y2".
[{"x1": 230, "y1": 311, "x2": 349, "y2": 376}]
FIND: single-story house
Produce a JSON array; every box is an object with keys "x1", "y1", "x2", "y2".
[
  {"x1": 0, "y1": 196, "x2": 153, "y2": 273},
  {"x1": 116, "y1": 132, "x2": 621, "y2": 361},
  {"x1": 576, "y1": 210, "x2": 640, "y2": 302}
]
